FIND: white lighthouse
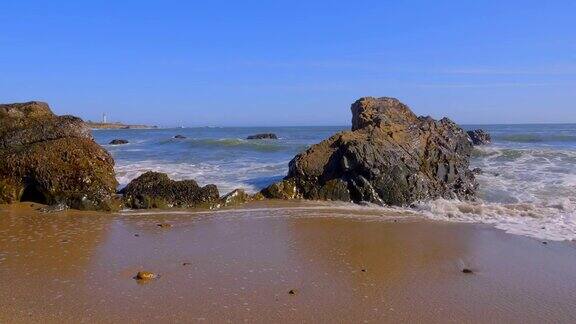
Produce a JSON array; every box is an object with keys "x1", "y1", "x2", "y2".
[{"x1": 102, "y1": 113, "x2": 107, "y2": 123}]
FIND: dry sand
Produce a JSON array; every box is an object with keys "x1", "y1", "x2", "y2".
[{"x1": 1, "y1": 201, "x2": 575, "y2": 323}]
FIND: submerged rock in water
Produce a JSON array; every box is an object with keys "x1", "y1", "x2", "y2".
[
  {"x1": 120, "y1": 171, "x2": 219, "y2": 209},
  {"x1": 247, "y1": 133, "x2": 278, "y2": 140},
  {"x1": 467, "y1": 129, "x2": 491, "y2": 145},
  {"x1": 174, "y1": 134, "x2": 186, "y2": 139},
  {"x1": 0, "y1": 101, "x2": 119, "y2": 211},
  {"x1": 261, "y1": 97, "x2": 478, "y2": 206},
  {"x1": 109, "y1": 139, "x2": 129, "y2": 145}
]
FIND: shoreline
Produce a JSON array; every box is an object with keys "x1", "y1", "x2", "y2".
[{"x1": 1, "y1": 201, "x2": 576, "y2": 323}]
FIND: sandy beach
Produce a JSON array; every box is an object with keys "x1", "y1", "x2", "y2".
[
  {"x1": 1, "y1": 201, "x2": 575, "y2": 323},
  {"x1": 2, "y1": 1, "x2": 575, "y2": 322}
]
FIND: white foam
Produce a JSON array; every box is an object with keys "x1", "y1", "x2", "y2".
[
  {"x1": 413, "y1": 145, "x2": 576, "y2": 241},
  {"x1": 115, "y1": 159, "x2": 288, "y2": 194},
  {"x1": 119, "y1": 202, "x2": 419, "y2": 223},
  {"x1": 414, "y1": 198, "x2": 576, "y2": 241},
  {"x1": 114, "y1": 145, "x2": 576, "y2": 241}
]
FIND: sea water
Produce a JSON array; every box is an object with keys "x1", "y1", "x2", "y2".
[{"x1": 94, "y1": 124, "x2": 576, "y2": 241}]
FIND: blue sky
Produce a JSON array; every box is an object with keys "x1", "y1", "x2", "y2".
[{"x1": 1, "y1": 0, "x2": 575, "y2": 126}]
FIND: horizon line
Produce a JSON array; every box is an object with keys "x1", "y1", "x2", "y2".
[{"x1": 98, "y1": 122, "x2": 576, "y2": 129}]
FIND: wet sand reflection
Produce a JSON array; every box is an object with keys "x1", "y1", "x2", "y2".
[{"x1": 1, "y1": 201, "x2": 575, "y2": 323}]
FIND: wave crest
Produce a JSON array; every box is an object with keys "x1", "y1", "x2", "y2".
[
  {"x1": 498, "y1": 134, "x2": 576, "y2": 143},
  {"x1": 159, "y1": 138, "x2": 290, "y2": 152}
]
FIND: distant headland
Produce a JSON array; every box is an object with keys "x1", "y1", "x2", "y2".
[{"x1": 85, "y1": 121, "x2": 158, "y2": 130}]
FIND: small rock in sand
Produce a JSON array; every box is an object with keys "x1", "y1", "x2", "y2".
[
  {"x1": 135, "y1": 271, "x2": 158, "y2": 281},
  {"x1": 157, "y1": 223, "x2": 172, "y2": 228},
  {"x1": 288, "y1": 289, "x2": 297, "y2": 295},
  {"x1": 462, "y1": 268, "x2": 473, "y2": 274},
  {"x1": 39, "y1": 203, "x2": 69, "y2": 213}
]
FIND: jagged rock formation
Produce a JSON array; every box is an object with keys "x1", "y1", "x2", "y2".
[
  {"x1": 467, "y1": 129, "x2": 491, "y2": 145},
  {"x1": 261, "y1": 97, "x2": 478, "y2": 206},
  {"x1": 0, "y1": 101, "x2": 119, "y2": 210}
]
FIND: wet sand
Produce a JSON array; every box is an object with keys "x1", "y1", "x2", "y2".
[{"x1": 1, "y1": 201, "x2": 576, "y2": 323}]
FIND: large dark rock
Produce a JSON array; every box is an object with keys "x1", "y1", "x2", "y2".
[
  {"x1": 0, "y1": 101, "x2": 119, "y2": 210},
  {"x1": 120, "y1": 171, "x2": 219, "y2": 209},
  {"x1": 261, "y1": 97, "x2": 478, "y2": 206},
  {"x1": 247, "y1": 133, "x2": 278, "y2": 140},
  {"x1": 0, "y1": 102, "x2": 92, "y2": 149},
  {"x1": 467, "y1": 129, "x2": 491, "y2": 145}
]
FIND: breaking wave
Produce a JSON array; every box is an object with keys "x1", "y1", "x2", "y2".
[
  {"x1": 416, "y1": 145, "x2": 576, "y2": 241},
  {"x1": 115, "y1": 159, "x2": 287, "y2": 194},
  {"x1": 97, "y1": 125, "x2": 576, "y2": 242},
  {"x1": 497, "y1": 134, "x2": 576, "y2": 143},
  {"x1": 158, "y1": 138, "x2": 293, "y2": 153}
]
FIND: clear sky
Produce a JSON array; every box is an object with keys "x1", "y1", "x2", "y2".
[{"x1": 1, "y1": 0, "x2": 575, "y2": 126}]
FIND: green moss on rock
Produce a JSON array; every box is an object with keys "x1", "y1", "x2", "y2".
[{"x1": 120, "y1": 171, "x2": 220, "y2": 209}]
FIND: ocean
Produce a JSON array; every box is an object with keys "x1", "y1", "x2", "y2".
[{"x1": 93, "y1": 124, "x2": 576, "y2": 241}]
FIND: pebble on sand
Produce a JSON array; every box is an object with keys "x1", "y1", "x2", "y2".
[{"x1": 135, "y1": 271, "x2": 158, "y2": 281}]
